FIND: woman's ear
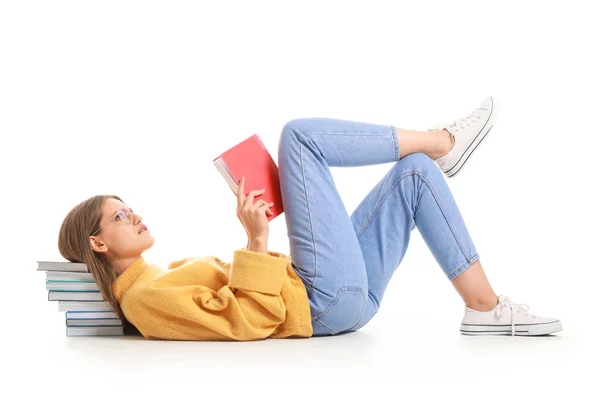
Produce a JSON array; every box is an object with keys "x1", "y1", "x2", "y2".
[{"x1": 89, "y1": 236, "x2": 108, "y2": 253}]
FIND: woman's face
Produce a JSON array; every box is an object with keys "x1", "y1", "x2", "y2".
[{"x1": 89, "y1": 198, "x2": 154, "y2": 259}]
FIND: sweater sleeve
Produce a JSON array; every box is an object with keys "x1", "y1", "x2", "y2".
[{"x1": 128, "y1": 248, "x2": 290, "y2": 341}]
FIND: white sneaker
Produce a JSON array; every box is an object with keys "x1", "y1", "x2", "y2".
[
  {"x1": 460, "y1": 295, "x2": 563, "y2": 336},
  {"x1": 428, "y1": 96, "x2": 497, "y2": 178}
]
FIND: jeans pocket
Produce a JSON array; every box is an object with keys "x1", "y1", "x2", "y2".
[{"x1": 312, "y1": 286, "x2": 366, "y2": 336}]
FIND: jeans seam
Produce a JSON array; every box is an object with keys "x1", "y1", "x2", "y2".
[
  {"x1": 355, "y1": 169, "x2": 472, "y2": 263},
  {"x1": 305, "y1": 132, "x2": 384, "y2": 136},
  {"x1": 448, "y1": 253, "x2": 480, "y2": 280},
  {"x1": 338, "y1": 287, "x2": 366, "y2": 331},
  {"x1": 349, "y1": 288, "x2": 368, "y2": 330},
  {"x1": 305, "y1": 127, "x2": 399, "y2": 162},
  {"x1": 390, "y1": 125, "x2": 400, "y2": 161},
  {"x1": 312, "y1": 287, "x2": 366, "y2": 335},
  {"x1": 295, "y1": 129, "x2": 318, "y2": 294},
  {"x1": 314, "y1": 318, "x2": 335, "y2": 334},
  {"x1": 417, "y1": 171, "x2": 472, "y2": 261},
  {"x1": 311, "y1": 287, "x2": 361, "y2": 320},
  {"x1": 356, "y1": 169, "x2": 418, "y2": 239}
]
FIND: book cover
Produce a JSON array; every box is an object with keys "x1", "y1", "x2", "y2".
[
  {"x1": 213, "y1": 134, "x2": 284, "y2": 222},
  {"x1": 58, "y1": 301, "x2": 113, "y2": 312},
  {"x1": 45, "y1": 271, "x2": 94, "y2": 281},
  {"x1": 46, "y1": 280, "x2": 99, "y2": 292},
  {"x1": 37, "y1": 261, "x2": 89, "y2": 272},
  {"x1": 66, "y1": 326, "x2": 124, "y2": 337},
  {"x1": 66, "y1": 311, "x2": 119, "y2": 319},
  {"x1": 66, "y1": 318, "x2": 123, "y2": 326},
  {"x1": 48, "y1": 291, "x2": 103, "y2": 302}
]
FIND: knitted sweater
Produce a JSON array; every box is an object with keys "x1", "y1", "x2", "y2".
[{"x1": 111, "y1": 248, "x2": 313, "y2": 341}]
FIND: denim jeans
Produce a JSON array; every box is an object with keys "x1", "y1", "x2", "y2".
[{"x1": 277, "y1": 118, "x2": 480, "y2": 337}]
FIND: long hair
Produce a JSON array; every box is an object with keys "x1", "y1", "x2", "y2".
[{"x1": 58, "y1": 194, "x2": 140, "y2": 336}]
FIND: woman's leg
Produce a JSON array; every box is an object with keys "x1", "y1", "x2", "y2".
[
  {"x1": 277, "y1": 117, "x2": 497, "y2": 336},
  {"x1": 346, "y1": 149, "x2": 499, "y2": 331},
  {"x1": 396, "y1": 128, "x2": 498, "y2": 311},
  {"x1": 449, "y1": 259, "x2": 498, "y2": 311},
  {"x1": 396, "y1": 128, "x2": 455, "y2": 160},
  {"x1": 396, "y1": 127, "x2": 499, "y2": 312},
  {"x1": 278, "y1": 117, "x2": 400, "y2": 336}
]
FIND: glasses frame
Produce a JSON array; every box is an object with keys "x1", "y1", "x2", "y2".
[{"x1": 90, "y1": 208, "x2": 138, "y2": 236}]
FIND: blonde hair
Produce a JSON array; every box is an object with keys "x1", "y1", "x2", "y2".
[{"x1": 58, "y1": 194, "x2": 140, "y2": 335}]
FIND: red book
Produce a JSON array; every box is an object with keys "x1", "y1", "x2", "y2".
[{"x1": 213, "y1": 134, "x2": 284, "y2": 222}]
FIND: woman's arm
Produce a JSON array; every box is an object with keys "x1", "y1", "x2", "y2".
[{"x1": 247, "y1": 237, "x2": 268, "y2": 254}]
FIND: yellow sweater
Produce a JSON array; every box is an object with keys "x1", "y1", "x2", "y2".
[{"x1": 111, "y1": 248, "x2": 313, "y2": 341}]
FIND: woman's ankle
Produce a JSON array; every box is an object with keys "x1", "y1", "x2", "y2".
[
  {"x1": 429, "y1": 130, "x2": 454, "y2": 160},
  {"x1": 466, "y1": 296, "x2": 499, "y2": 312}
]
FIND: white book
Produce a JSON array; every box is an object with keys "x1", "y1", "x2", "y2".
[
  {"x1": 45, "y1": 271, "x2": 94, "y2": 281},
  {"x1": 58, "y1": 301, "x2": 112, "y2": 312},
  {"x1": 37, "y1": 261, "x2": 89, "y2": 272},
  {"x1": 66, "y1": 318, "x2": 123, "y2": 326},
  {"x1": 67, "y1": 326, "x2": 124, "y2": 337},
  {"x1": 48, "y1": 291, "x2": 103, "y2": 301},
  {"x1": 46, "y1": 281, "x2": 99, "y2": 291},
  {"x1": 66, "y1": 311, "x2": 118, "y2": 319}
]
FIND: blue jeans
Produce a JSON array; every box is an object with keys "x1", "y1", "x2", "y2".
[{"x1": 277, "y1": 118, "x2": 480, "y2": 337}]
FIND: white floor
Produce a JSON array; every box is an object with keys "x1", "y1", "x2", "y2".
[
  {"x1": 12, "y1": 233, "x2": 599, "y2": 409},
  {"x1": 6, "y1": 302, "x2": 595, "y2": 410}
]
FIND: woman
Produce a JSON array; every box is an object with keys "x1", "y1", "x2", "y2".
[{"x1": 58, "y1": 96, "x2": 562, "y2": 341}]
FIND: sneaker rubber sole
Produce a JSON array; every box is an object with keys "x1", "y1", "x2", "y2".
[{"x1": 460, "y1": 319, "x2": 562, "y2": 336}]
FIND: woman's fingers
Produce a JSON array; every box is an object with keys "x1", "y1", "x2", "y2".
[
  {"x1": 236, "y1": 176, "x2": 245, "y2": 208},
  {"x1": 237, "y1": 177, "x2": 263, "y2": 205},
  {"x1": 244, "y1": 189, "x2": 265, "y2": 208},
  {"x1": 237, "y1": 177, "x2": 269, "y2": 210},
  {"x1": 255, "y1": 200, "x2": 274, "y2": 215},
  {"x1": 250, "y1": 199, "x2": 268, "y2": 210},
  {"x1": 256, "y1": 202, "x2": 271, "y2": 214}
]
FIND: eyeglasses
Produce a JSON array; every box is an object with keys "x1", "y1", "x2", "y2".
[{"x1": 90, "y1": 208, "x2": 141, "y2": 236}]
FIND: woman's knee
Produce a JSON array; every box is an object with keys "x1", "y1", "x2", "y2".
[
  {"x1": 280, "y1": 118, "x2": 328, "y2": 143},
  {"x1": 279, "y1": 119, "x2": 306, "y2": 153},
  {"x1": 396, "y1": 152, "x2": 439, "y2": 175},
  {"x1": 281, "y1": 118, "x2": 313, "y2": 139}
]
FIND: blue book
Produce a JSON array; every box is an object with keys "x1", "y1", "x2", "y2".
[
  {"x1": 66, "y1": 318, "x2": 122, "y2": 327},
  {"x1": 58, "y1": 301, "x2": 112, "y2": 311},
  {"x1": 48, "y1": 291, "x2": 103, "y2": 302},
  {"x1": 66, "y1": 325, "x2": 124, "y2": 337},
  {"x1": 37, "y1": 261, "x2": 89, "y2": 272},
  {"x1": 46, "y1": 280, "x2": 99, "y2": 292},
  {"x1": 66, "y1": 311, "x2": 118, "y2": 319},
  {"x1": 45, "y1": 271, "x2": 94, "y2": 281}
]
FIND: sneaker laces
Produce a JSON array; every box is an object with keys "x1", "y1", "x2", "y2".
[
  {"x1": 447, "y1": 108, "x2": 483, "y2": 134},
  {"x1": 429, "y1": 108, "x2": 483, "y2": 135},
  {"x1": 495, "y1": 296, "x2": 537, "y2": 336}
]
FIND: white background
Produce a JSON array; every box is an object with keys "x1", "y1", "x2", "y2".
[{"x1": 1, "y1": 0, "x2": 598, "y2": 408}]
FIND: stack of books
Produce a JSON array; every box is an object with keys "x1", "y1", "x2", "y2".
[{"x1": 37, "y1": 260, "x2": 124, "y2": 337}]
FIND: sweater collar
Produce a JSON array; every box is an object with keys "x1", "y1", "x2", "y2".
[{"x1": 111, "y1": 256, "x2": 149, "y2": 302}]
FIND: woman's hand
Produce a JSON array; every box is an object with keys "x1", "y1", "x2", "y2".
[{"x1": 236, "y1": 176, "x2": 274, "y2": 243}]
